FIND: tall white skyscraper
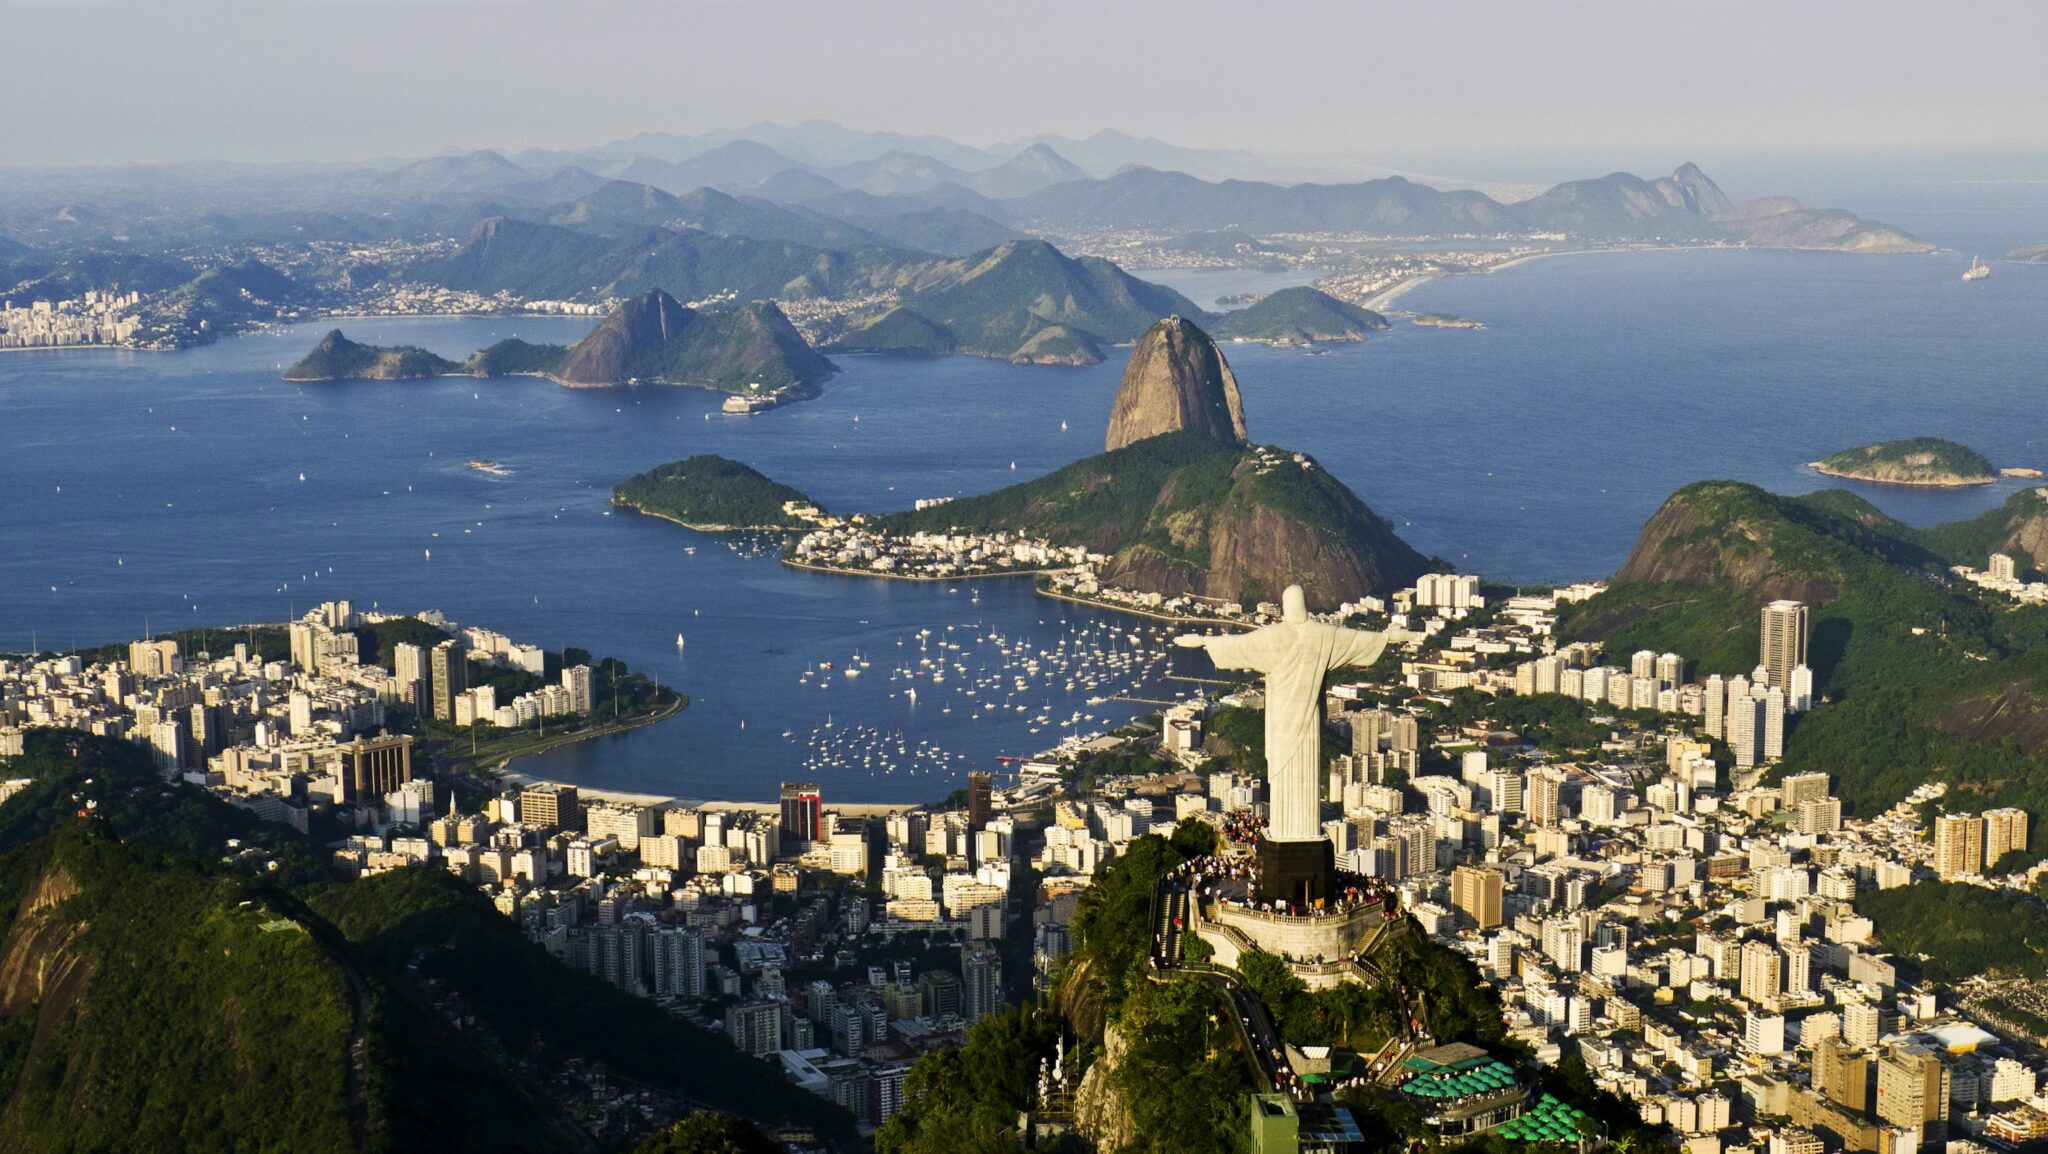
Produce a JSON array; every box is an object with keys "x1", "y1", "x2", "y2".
[
  {"x1": 1762, "y1": 687, "x2": 1787, "y2": 760},
  {"x1": 1704, "y1": 673, "x2": 1724, "y2": 739},
  {"x1": 1728, "y1": 689, "x2": 1761, "y2": 768},
  {"x1": 1788, "y1": 664, "x2": 1814, "y2": 712},
  {"x1": 1655, "y1": 652, "x2": 1685, "y2": 688}
]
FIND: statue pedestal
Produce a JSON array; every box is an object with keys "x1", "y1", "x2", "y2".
[{"x1": 1259, "y1": 837, "x2": 1336, "y2": 909}]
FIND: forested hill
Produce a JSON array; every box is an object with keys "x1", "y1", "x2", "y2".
[
  {"x1": 0, "y1": 730, "x2": 854, "y2": 1152},
  {"x1": 1560, "y1": 480, "x2": 2048, "y2": 829}
]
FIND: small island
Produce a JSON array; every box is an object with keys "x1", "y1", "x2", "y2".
[
  {"x1": 2006, "y1": 244, "x2": 2048, "y2": 266},
  {"x1": 612, "y1": 454, "x2": 829, "y2": 531},
  {"x1": 284, "y1": 330, "x2": 463, "y2": 381},
  {"x1": 1811, "y1": 437, "x2": 1999, "y2": 487},
  {"x1": 1412, "y1": 313, "x2": 1486, "y2": 330}
]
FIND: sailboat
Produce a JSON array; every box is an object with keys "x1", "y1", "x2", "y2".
[
  {"x1": 1964, "y1": 256, "x2": 1991, "y2": 282},
  {"x1": 675, "y1": 633, "x2": 686, "y2": 648}
]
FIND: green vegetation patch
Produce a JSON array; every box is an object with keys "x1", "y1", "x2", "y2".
[
  {"x1": 615, "y1": 454, "x2": 820, "y2": 529},
  {"x1": 1816, "y1": 437, "x2": 1997, "y2": 485},
  {"x1": 1856, "y1": 881, "x2": 2048, "y2": 981}
]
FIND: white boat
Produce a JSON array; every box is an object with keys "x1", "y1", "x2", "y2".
[
  {"x1": 676, "y1": 633, "x2": 686, "y2": 648},
  {"x1": 1964, "y1": 256, "x2": 1991, "y2": 282}
]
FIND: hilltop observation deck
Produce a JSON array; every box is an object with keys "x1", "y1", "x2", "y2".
[{"x1": 1165, "y1": 851, "x2": 1408, "y2": 990}]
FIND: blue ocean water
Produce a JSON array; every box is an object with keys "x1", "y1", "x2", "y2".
[{"x1": 3, "y1": 246, "x2": 2044, "y2": 799}]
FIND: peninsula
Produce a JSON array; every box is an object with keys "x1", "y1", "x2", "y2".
[
  {"x1": 691, "y1": 317, "x2": 1430, "y2": 613},
  {"x1": 1810, "y1": 437, "x2": 1999, "y2": 487},
  {"x1": 612, "y1": 454, "x2": 827, "y2": 531}
]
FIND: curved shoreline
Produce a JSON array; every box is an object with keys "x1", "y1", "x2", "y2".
[
  {"x1": 477, "y1": 692, "x2": 687, "y2": 776},
  {"x1": 1032, "y1": 584, "x2": 1256, "y2": 629},
  {"x1": 616, "y1": 501, "x2": 808, "y2": 534},
  {"x1": 1807, "y1": 462, "x2": 1997, "y2": 488},
  {"x1": 779, "y1": 557, "x2": 1060, "y2": 583}
]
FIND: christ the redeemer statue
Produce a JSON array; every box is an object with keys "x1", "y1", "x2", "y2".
[{"x1": 1177, "y1": 584, "x2": 1417, "y2": 906}]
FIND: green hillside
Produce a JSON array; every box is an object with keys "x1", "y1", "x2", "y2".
[
  {"x1": 825, "y1": 305, "x2": 957, "y2": 355},
  {"x1": 0, "y1": 730, "x2": 852, "y2": 1151},
  {"x1": 1813, "y1": 437, "x2": 1997, "y2": 486},
  {"x1": 1208, "y1": 286, "x2": 1387, "y2": 345},
  {"x1": 888, "y1": 239, "x2": 1204, "y2": 364},
  {"x1": 465, "y1": 337, "x2": 569, "y2": 377},
  {"x1": 881, "y1": 431, "x2": 1428, "y2": 608},
  {"x1": 284, "y1": 329, "x2": 463, "y2": 381},
  {"x1": 614, "y1": 455, "x2": 821, "y2": 529},
  {"x1": 1561, "y1": 480, "x2": 2048, "y2": 826}
]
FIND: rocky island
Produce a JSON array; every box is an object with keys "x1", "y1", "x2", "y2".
[
  {"x1": 283, "y1": 330, "x2": 463, "y2": 381},
  {"x1": 1412, "y1": 313, "x2": 1485, "y2": 330},
  {"x1": 1810, "y1": 437, "x2": 2000, "y2": 487},
  {"x1": 281, "y1": 289, "x2": 834, "y2": 397},
  {"x1": 2004, "y1": 244, "x2": 2048, "y2": 266},
  {"x1": 613, "y1": 455, "x2": 826, "y2": 531}
]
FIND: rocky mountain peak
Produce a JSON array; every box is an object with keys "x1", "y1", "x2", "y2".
[{"x1": 1103, "y1": 315, "x2": 1248, "y2": 452}]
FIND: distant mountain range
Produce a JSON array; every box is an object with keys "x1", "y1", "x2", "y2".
[
  {"x1": 383, "y1": 149, "x2": 1925, "y2": 257},
  {"x1": 0, "y1": 114, "x2": 1929, "y2": 264}
]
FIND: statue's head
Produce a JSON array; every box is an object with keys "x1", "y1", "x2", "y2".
[{"x1": 1282, "y1": 584, "x2": 1308, "y2": 624}]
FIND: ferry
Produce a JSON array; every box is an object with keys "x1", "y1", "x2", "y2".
[
  {"x1": 1964, "y1": 256, "x2": 1991, "y2": 282},
  {"x1": 466, "y1": 459, "x2": 511, "y2": 476}
]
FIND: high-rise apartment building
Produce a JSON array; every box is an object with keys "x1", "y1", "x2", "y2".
[
  {"x1": 1780, "y1": 771, "x2": 1830, "y2": 809},
  {"x1": 431, "y1": 639, "x2": 467, "y2": 722},
  {"x1": 966, "y1": 772, "x2": 992, "y2": 831},
  {"x1": 519, "y1": 783, "x2": 580, "y2": 831},
  {"x1": 1984, "y1": 807, "x2": 2030, "y2": 868},
  {"x1": 1933, "y1": 813, "x2": 1986, "y2": 879},
  {"x1": 1762, "y1": 687, "x2": 1786, "y2": 760},
  {"x1": 339, "y1": 732, "x2": 413, "y2": 801},
  {"x1": 1727, "y1": 686, "x2": 1761, "y2": 768},
  {"x1": 1760, "y1": 600, "x2": 1809, "y2": 690},
  {"x1": 1875, "y1": 1043, "x2": 1948, "y2": 1135},
  {"x1": 393, "y1": 642, "x2": 427, "y2": 707},
  {"x1": 1526, "y1": 767, "x2": 1565, "y2": 827},
  {"x1": 961, "y1": 947, "x2": 1002, "y2": 1022},
  {"x1": 781, "y1": 781, "x2": 824, "y2": 845},
  {"x1": 562, "y1": 664, "x2": 593, "y2": 714},
  {"x1": 1452, "y1": 865, "x2": 1503, "y2": 930},
  {"x1": 1740, "y1": 938, "x2": 1783, "y2": 1005},
  {"x1": 1815, "y1": 1038, "x2": 1872, "y2": 1112}
]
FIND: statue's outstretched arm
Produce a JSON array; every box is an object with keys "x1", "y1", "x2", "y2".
[{"x1": 1173, "y1": 631, "x2": 1265, "y2": 671}]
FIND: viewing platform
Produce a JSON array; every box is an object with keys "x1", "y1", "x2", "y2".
[{"x1": 1192, "y1": 893, "x2": 1406, "y2": 990}]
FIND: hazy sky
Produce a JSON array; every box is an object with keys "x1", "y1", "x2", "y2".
[{"x1": 5, "y1": 0, "x2": 2046, "y2": 168}]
